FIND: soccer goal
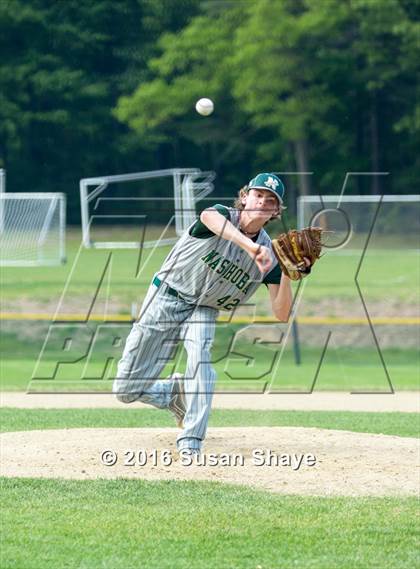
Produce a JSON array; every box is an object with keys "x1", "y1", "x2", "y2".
[
  {"x1": 0, "y1": 193, "x2": 66, "y2": 266},
  {"x1": 297, "y1": 194, "x2": 420, "y2": 251},
  {"x1": 0, "y1": 169, "x2": 5, "y2": 193},
  {"x1": 80, "y1": 168, "x2": 216, "y2": 249}
]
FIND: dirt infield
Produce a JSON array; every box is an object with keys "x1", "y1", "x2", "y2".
[
  {"x1": 2, "y1": 392, "x2": 418, "y2": 496},
  {"x1": 2, "y1": 391, "x2": 419, "y2": 412},
  {"x1": 1, "y1": 427, "x2": 418, "y2": 497}
]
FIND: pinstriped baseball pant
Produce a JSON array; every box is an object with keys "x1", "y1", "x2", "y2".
[{"x1": 113, "y1": 282, "x2": 218, "y2": 452}]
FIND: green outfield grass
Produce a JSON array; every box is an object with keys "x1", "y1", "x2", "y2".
[
  {"x1": 0, "y1": 227, "x2": 418, "y2": 309},
  {"x1": 1, "y1": 228, "x2": 418, "y2": 396},
  {"x1": 1, "y1": 320, "x2": 418, "y2": 392},
  {"x1": 2, "y1": 349, "x2": 418, "y2": 392},
  {"x1": 1, "y1": 405, "x2": 418, "y2": 568},
  {"x1": 0, "y1": 478, "x2": 418, "y2": 569},
  {"x1": 1, "y1": 408, "x2": 418, "y2": 437},
  {"x1": 0, "y1": 351, "x2": 419, "y2": 393},
  {"x1": 1, "y1": 346, "x2": 418, "y2": 392}
]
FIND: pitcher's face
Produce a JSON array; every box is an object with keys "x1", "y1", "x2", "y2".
[{"x1": 243, "y1": 189, "x2": 280, "y2": 222}]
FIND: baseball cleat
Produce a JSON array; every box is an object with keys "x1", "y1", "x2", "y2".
[
  {"x1": 167, "y1": 373, "x2": 186, "y2": 428},
  {"x1": 178, "y1": 448, "x2": 201, "y2": 463}
]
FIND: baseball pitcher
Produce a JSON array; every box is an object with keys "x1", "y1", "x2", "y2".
[{"x1": 113, "y1": 173, "x2": 321, "y2": 456}]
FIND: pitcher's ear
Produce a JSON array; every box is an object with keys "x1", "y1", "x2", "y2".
[{"x1": 240, "y1": 186, "x2": 249, "y2": 206}]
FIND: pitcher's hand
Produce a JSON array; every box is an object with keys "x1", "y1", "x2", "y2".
[{"x1": 249, "y1": 244, "x2": 272, "y2": 273}]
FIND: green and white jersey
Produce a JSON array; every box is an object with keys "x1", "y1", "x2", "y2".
[{"x1": 156, "y1": 204, "x2": 282, "y2": 311}]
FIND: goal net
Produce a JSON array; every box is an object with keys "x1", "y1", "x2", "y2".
[
  {"x1": 298, "y1": 194, "x2": 420, "y2": 250},
  {"x1": 80, "y1": 168, "x2": 215, "y2": 249},
  {"x1": 0, "y1": 193, "x2": 66, "y2": 266},
  {"x1": 288, "y1": 194, "x2": 420, "y2": 392}
]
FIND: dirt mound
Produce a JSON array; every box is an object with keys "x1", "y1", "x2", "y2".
[{"x1": 1, "y1": 427, "x2": 418, "y2": 496}]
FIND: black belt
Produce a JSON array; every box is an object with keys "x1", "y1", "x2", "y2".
[{"x1": 152, "y1": 276, "x2": 181, "y2": 298}]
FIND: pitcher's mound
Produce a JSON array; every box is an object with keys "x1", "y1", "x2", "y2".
[{"x1": 2, "y1": 427, "x2": 418, "y2": 496}]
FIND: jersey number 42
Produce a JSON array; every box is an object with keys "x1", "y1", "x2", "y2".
[{"x1": 216, "y1": 295, "x2": 240, "y2": 310}]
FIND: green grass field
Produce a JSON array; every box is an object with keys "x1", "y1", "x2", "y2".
[
  {"x1": 1, "y1": 227, "x2": 419, "y2": 568},
  {"x1": 1, "y1": 478, "x2": 418, "y2": 569},
  {"x1": 1, "y1": 334, "x2": 418, "y2": 392},
  {"x1": 1, "y1": 227, "x2": 418, "y2": 308},
  {"x1": 1, "y1": 408, "x2": 418, "y2": 437},
  {"x1": 0, "y1": 409, "x2": 418, "y2": 569},
  {"x1": 1, "y1": 310, "x2": 419, "y2": 393},
  {"x1": 1, "y1": 227, "x2": 418, "y2": 393}
]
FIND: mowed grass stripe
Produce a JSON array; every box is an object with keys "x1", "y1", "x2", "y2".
[
  {"x1": 1, "y1": 228, "x2": 418, "y2": 304},
  {"x1": 0, "y1": 408, "x2": 418, "y2": 437},
  {"x1": 0, "y1": 478, "x2": 418, "y2": 569},
  {"x1": 2, "y1": 345, "x2": 419, "y2": 391}
]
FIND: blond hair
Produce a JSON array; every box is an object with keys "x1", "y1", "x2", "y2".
[{"x1": 233, "y1": 185, "x2": 285, "y2": 222}]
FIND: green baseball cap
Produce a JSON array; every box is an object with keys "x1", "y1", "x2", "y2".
[{"x1": 248, "y1": 173, "x2": 285, "y2": 203}]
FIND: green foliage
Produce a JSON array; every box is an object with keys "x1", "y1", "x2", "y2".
[
  {"x1": 1, "y1": 0, "x2": 419, "y2": 220},
  {"x1": 231, "y1": 0, "x2": 343, "y2": 141},
  {"x1": 114, "y1": 0, "x2": 419, "y2": 196},
  {"x1": 0, "y1": 0, "x2": 200, "y2": 219},
  {"x1": 115, "y1": 7, "x2": 249, "y2": 158}
]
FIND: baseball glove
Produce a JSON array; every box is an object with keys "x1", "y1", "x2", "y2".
[{"x1": 271, "y1": 227, "x2": 323, "y2": 280}]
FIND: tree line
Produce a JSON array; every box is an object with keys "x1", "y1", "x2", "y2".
[{"x1": 1, "y1": 0, "x2": 418, "y2": 223}]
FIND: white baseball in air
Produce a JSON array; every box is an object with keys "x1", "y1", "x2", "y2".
[{"x1": 195, "y1": 98, "x2": 214, "y2": 116}]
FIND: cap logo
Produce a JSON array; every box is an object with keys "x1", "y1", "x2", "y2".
[{"x1": 264, "y1": 176, "x2": 279, "y2": 190}]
